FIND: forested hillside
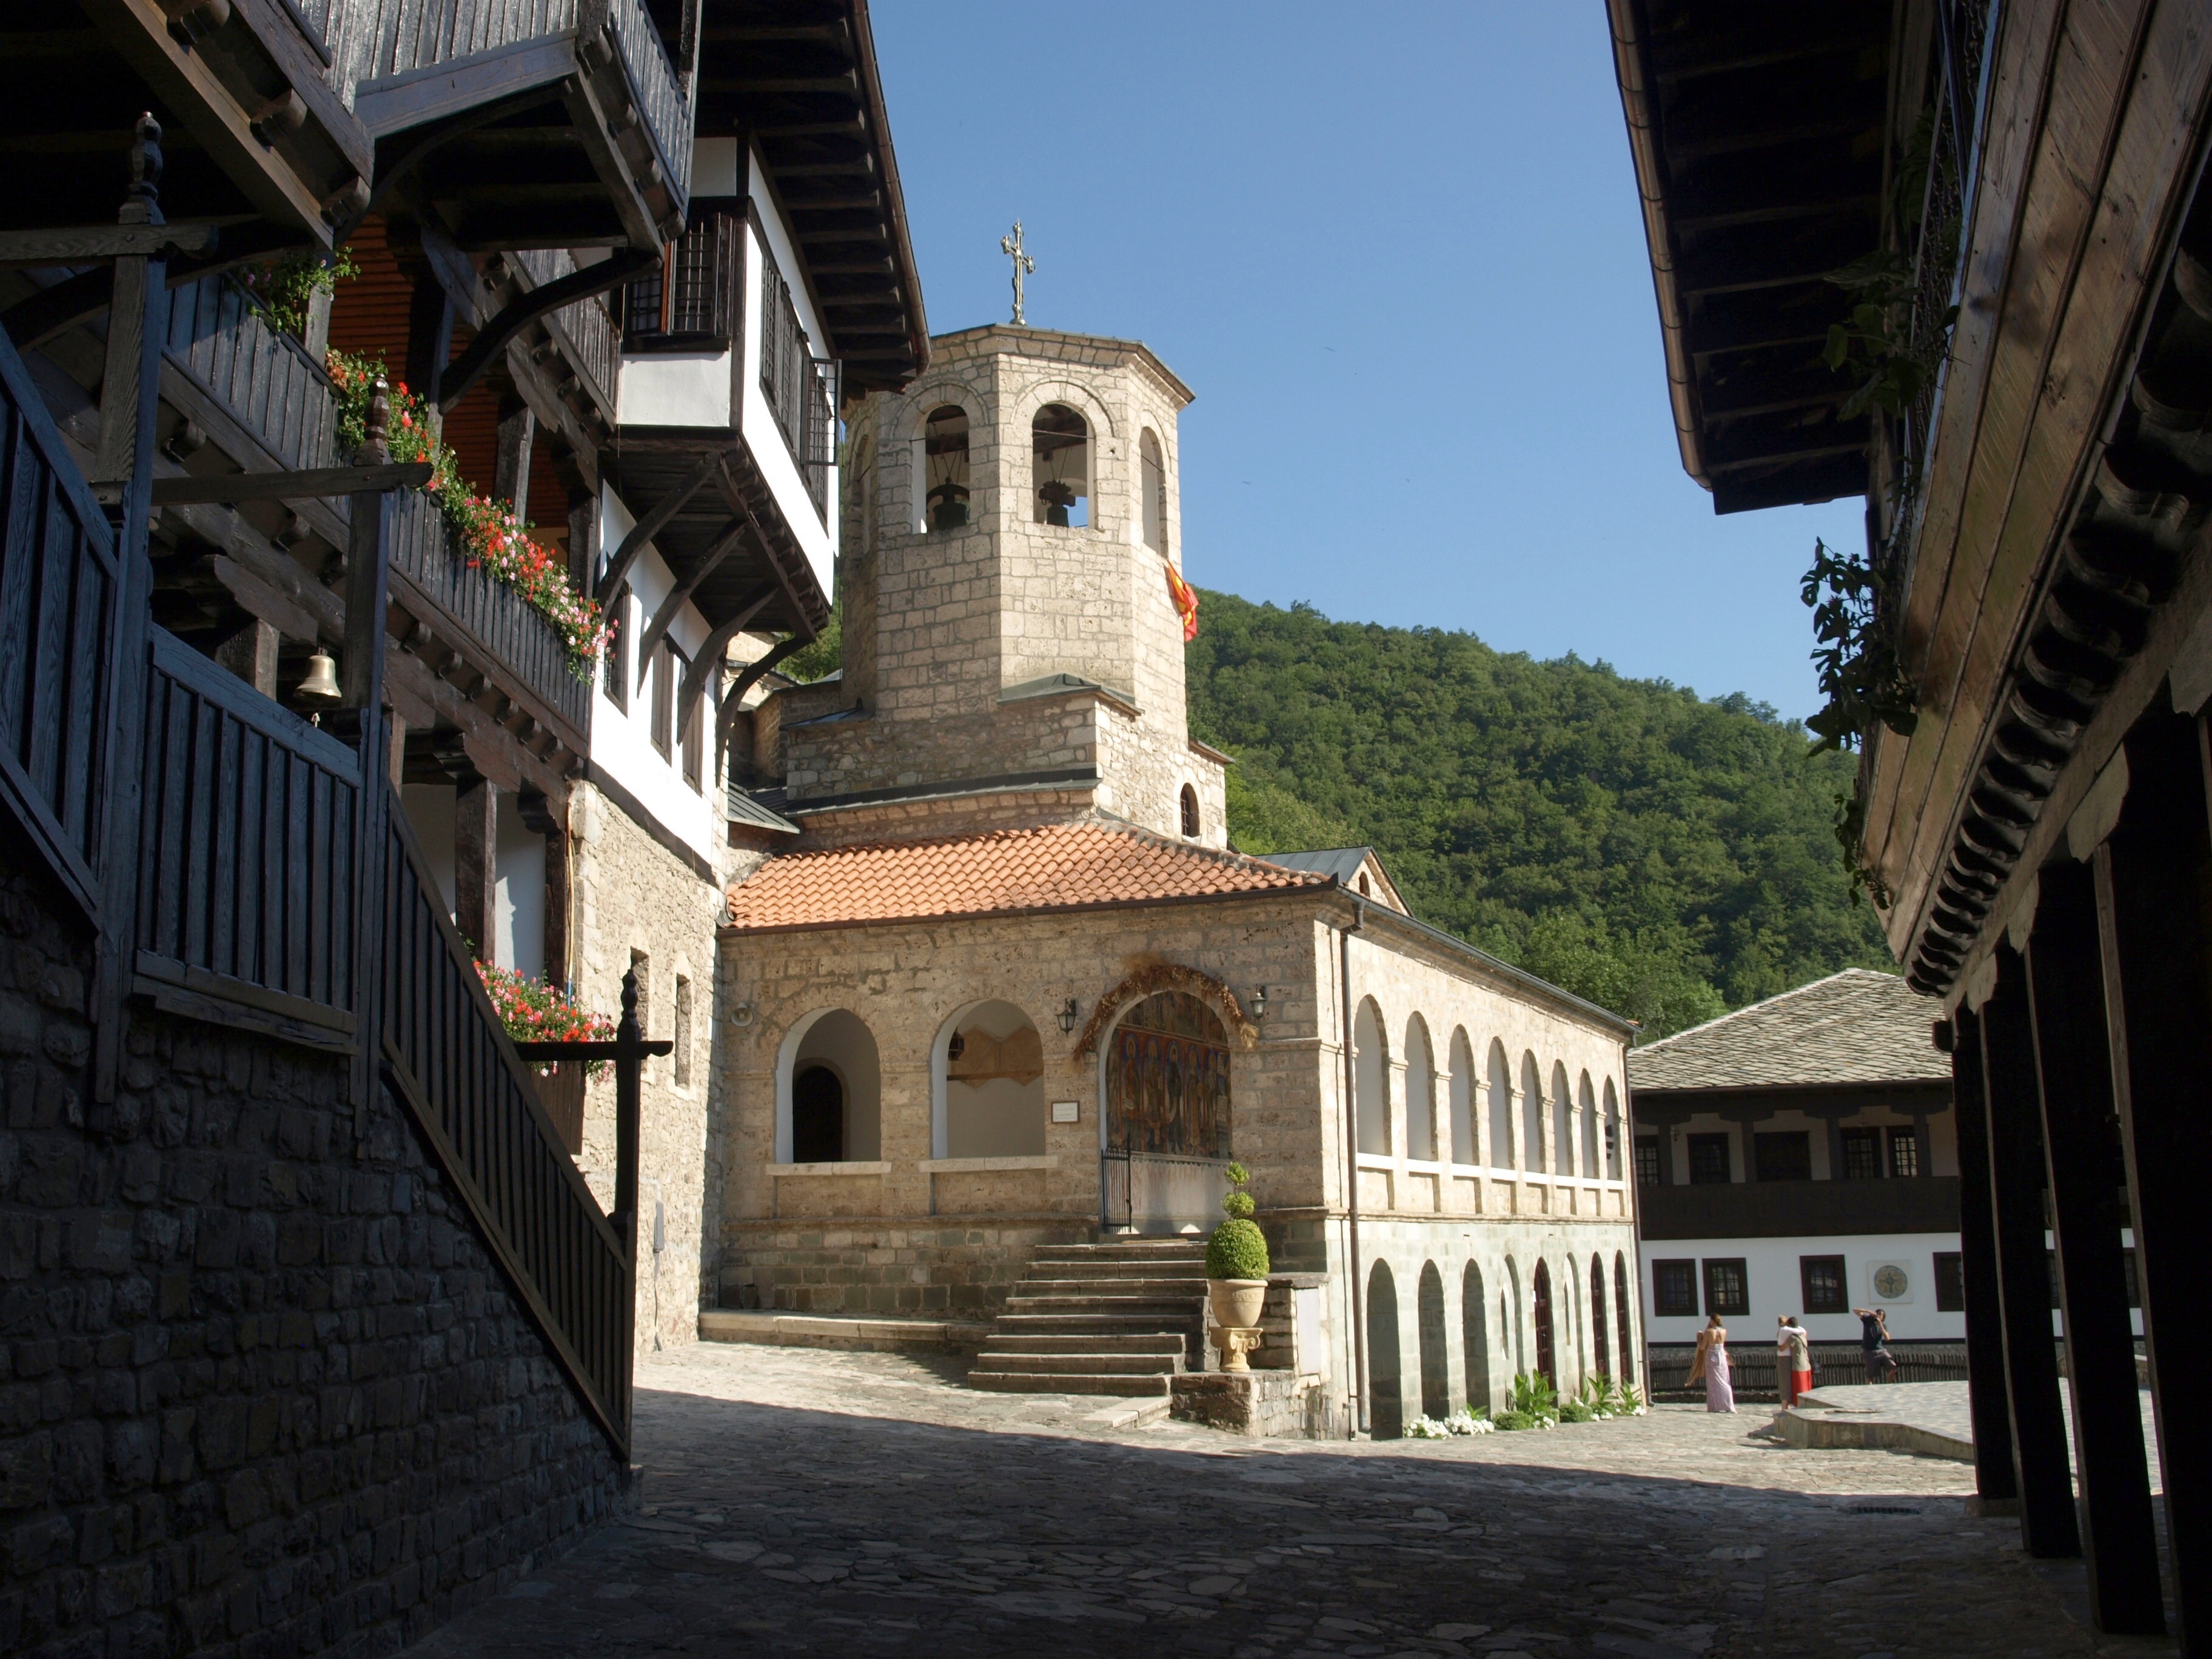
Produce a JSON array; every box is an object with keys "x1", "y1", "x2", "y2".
[{"x1": 1185, "y1": 591, "x2": 1895, "y2": 1038}]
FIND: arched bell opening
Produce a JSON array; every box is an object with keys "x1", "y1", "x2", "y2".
[
  {"x1": 1032, "y1": 403, "x2": 1090, "y2": 527},
  {"x1": 923, "y1": 403, "x2": 970, "y2": 531}
]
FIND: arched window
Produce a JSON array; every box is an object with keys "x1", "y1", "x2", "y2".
[
  {"x1": 1357, "y1": 871, "x2": 1371, "y2": 896},
  {"x1": 1487, "y1": 1039, "x2": 1513, "y2": 1171},
  {"x1": 937, "y1": 1000, "x2": 1045, "y2": 1158},
  {"x1": 1032, "y1": 403, "x2": 1089, "y2": 526},
  {"x1": 1461, "y1": 1261, "x2": 1490, "y2": 1412},
  {"x1": 1590, "y1": 1254, "x2": 1611, "y2": 1382},
  {"x1": 1521, "y1": 1053, "x2": 1544, "y2": 1173},
  {"x1": 1105, "y1": 991, "x2": 1232, "y2": 1158},
  {"x1": 1353, "y1": 998, "x2": 1389, "y2": 1155},
  {"x1": 1140, "y1": 428, "x2": 1167, "y2": 551},
  {"x1": 1179, "y1": 783, "x2": 1199, "y2": 838},
  {"x1": 1603, "y1": 1079, "x2": 1623, "y2": 1179},
  {"x1": 1416, "y1": 1262, "x2": 1448, "y2": 1421},
  {"x1": 1580, "y1": 1071, "x2": 1599, "y2": 1176},
  {"x1": 923, "y1": 404, "x2": 970, "y2": 530},
  {"x1": 1614, "y1": 1252, "x2": 1636, "y2": 1387},
  {"x1": 779, "y1": 1008, "x2": 882, "y2": 1162},
  {"x1": 1552, "y1": 1061, "x2": 1574, "y2": 1177},
  {"x1": 1405, "y1": 1016, "x2": 1435, "y2": 1161},
  {"x1": 1448, "y1": 1028, "x2": 1476, "y2": 1167},
  {"x1": 1367, "y1": 1259, "x2": 1403, "y2": 1439}
]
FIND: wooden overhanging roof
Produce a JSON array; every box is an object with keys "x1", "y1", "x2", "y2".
[
  {"x1": 692, "y1": 0, "x2": 928, "y2": 392},
  {"x1": 1607, "y1": 0, "x2": 1892, "y2": 514}
]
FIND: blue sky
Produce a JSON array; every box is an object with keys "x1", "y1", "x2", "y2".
[{"x1": 868, "y1": 4, "x2": 1863, "y2": 722}]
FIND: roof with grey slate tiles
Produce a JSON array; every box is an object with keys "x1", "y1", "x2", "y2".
[{"x1": 1626, "y1": 968, "x2": 1948, "y2": 1092}]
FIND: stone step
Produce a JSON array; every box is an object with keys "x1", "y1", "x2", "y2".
[
  {"x1": 1012, "y1": 1278, "x2": 1209, "y2": 1299},
  {"x1": 1029, "y1": 1259, "x2": 1210, "y2": 1279},
  {"x1": 979, "y1": 1333, "x2": 1190, "y2": 1356},
  {"x1": 1002, "y1": 1295, "x2": 1205, "y2": 1315},
  {"x1": 1032, "y1": 1243, "x2": 1209, "y2": 1262},
  {"x1": 991, "y1": 1312, "x2": 1205, "y2": 1335},
  {"x1": 966, "y1": 1369, "x2": 1173, "y2": 1398},
  {"x1": 976, "y1": 1352, "x2": 1183, "y2": 1376}
]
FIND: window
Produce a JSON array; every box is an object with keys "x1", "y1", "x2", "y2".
[
  {"x1": 1652, "y1": 1259, "x2": 1698, "y2": 1318},
  {"x1": 1634, "y1": 1137, "x2": 1662, "y2": 1187},
  {"x1": 1800, "y1": 1255, "x2": 1847, "y2": 1314},
  {"x1": 759, "y1": 249, "x2": 833, "y2": 517},
  {"x1": 1179, "y1": 783, "x2": 1199, "y2": 838},
  {"x1": 1032, "y1": 404, "x2": 1089, "y2": 526},
  {"x1": 1140, "y1": 427, "x2": 1167, "y2": 551},
  {"x1": 1687, "y1": 1132, "x2": 1731, "y2": 1185},
  {"x1": 1934, "y1": 1251, "x2": 1965, "y2": 1312},
  {"x1": 1754, "y1": 1131, "x2": 1812, "y2": 1182},
  {"x1": 628, "y1": 948, "x2": 651, "y2": 1038},
  {"x1": 923, "y1": 404, "x2": 970, "y2": 530},
  {"x1": 680, "y1": 654, "x2": 703, "y2": 791},
  {"x1": 604, "y1": 597, "x2": 628, "y2": 710},
  {"x1": 625, "y1": 212, "x2": 737, "y2": 348},
  {"x1": 1702, "y1": 1258, "x2": 1749, "y2": 1317},
  {"x1": 673, "y1": 974, "x2": 692, "y2": 1087},
  {"x1": 1888, "y1": 1127, "x2": 1920, "y2": 1177},
  {"x1": 792, "y1": 1065, "x2": 843, "y2": 1162},
  {"x1": 1839, "y1": 1126, "x2": 1882, "y2": 1179},
  {"x1": 1358, "y1": 871, "x2": 1371, "y2": 897},
  {"x1": 651, "y1": 638, "x2": 675, "y2": 759}
]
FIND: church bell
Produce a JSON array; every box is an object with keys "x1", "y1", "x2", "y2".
[{"x1": 296, "y1": 648, "x2": 341, "y2": 703}]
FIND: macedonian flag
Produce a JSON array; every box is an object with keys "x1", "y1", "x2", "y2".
[{"x1": 1165, "y1": 561, "x2": 1199, "y2": 642}]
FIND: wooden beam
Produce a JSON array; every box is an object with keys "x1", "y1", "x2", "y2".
[
  {"x1": 0, "y1": 223, "x2": 220, "y2": 264},
  {"x1": 716, "y1": 468, "x2": 822, "y2": 635},
  {"x1": 633, "y1": 521, "x2": 752, "y2": 669},
  {"x1": 0, "y1": 219, "x2": 307, "y2": 351},
  {"x1": 715, "y1": 635, "x2": 806, "y2": 777},
  {"x1": 595, "y1": 452, "x2": 723, "y2": 605},
  {"x1": 678, "y1": 581, "x2": 777, "y2": 717},
  {"x1": 150, "y1": 461, "x2": 433, "y2": 503},
  {"x1": 437, "y1": 244, "x2": 653, "y2": 411}
]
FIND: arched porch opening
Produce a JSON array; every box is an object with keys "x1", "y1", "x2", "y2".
[
  {"x1": 1416, "y1": 1261, "x2": 1448, "y2": 1420},
  {"x1": 1615, "y1": 1252, "x2": 1637, "y2": 1388},
  {"x1": 1532, "y1": 1258, "x2": 1557, "y2": 1388},
  {"x1": 1590, "y1": 1253, "x2": 1612, "y2": 1381},
  {"x1": 1487, "y1": 1039, "x2": 1514, "y2": 1170},
  {"x1": 777, "y1": 1009, "x2": 882, "y2": 1163},
  {"x1": 1367, "y1": 1259, "x2": 1403, "y2": 1439},
  {"x1": 1354, "y1": 997, "x2": 1389, "y2": 1155},
  {"x1": 1461, "y1": 1261, "x2": 1491, "y2": 1412},
  {"x1": 932, "y1": 1000, "x2": 1045, "y2": 1159}
]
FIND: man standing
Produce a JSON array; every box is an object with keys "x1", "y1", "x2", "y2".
[
  {"x1": 1853, "y1": 1305, "x2": 1899, "y2": 1383},
  {"x1": 1780, "y1": 1315, "x2": 1814, "y2": 1406}
]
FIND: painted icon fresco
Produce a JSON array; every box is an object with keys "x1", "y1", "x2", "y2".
[{"x1": 1106, "y1": 991, "x2": 1232, "y2": 1156}]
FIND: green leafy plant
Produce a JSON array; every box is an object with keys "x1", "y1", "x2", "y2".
[
  {"x1": 1205, "y1": 1161, "x2": 1269, "y2": 1280},
  {"x1": 1493, "y1": 1372, "x2": 1560, "y2": 1430},
  {"x1": 326, "y1": 350, "x2": 608, "y2": 676},
  {"x1": 240, "y1": 245, "x2": 360, "y2": 340}
]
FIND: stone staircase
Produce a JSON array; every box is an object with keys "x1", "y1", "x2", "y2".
[{"x1": 967, "y1": 1240, "x2": 1211, "y2": 1397}]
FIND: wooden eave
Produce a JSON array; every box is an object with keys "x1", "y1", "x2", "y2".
[
  {"x1": 692, "y1": 0, "x2": 928, "y2": 392},
  {"x1": 1606, "y1": 0, "x2": 1890, "y2": 514},
  {"x1": 1858, "y1": 1, "x2": 2212, "y2": 998},
  {"x1": 1, "y1": 0, "x2": 373, "y2": 245}
]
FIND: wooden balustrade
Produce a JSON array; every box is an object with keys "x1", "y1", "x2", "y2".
[
  {"x1": 164, "y1": 273, "x2": 340, "y2": 474},
  {"x1": 512, "y1": 248, "x2": 620, "y2": 423}
]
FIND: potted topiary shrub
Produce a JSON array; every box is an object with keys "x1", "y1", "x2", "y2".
[{"x1": 1206, "y1": 1162, "x2": 1270, "y2": 1333}]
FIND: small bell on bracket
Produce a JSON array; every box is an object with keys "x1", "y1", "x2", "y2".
[{"x1": 297, "y1": 648, "x2": 340, "y2": 723}]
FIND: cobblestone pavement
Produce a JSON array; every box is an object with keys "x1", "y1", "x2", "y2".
[{"x1": 407, "y1": 1344, "x2": 2179, "y2": 1659}]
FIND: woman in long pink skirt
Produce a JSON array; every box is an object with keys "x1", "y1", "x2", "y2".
[{"x1": 1687, "y1": 1313, "x2": 1735, "y2": 1413}]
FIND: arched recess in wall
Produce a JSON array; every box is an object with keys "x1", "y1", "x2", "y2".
[
  {"x1": 1579, "y1": 1070, "x2": 1599, "y2": 1176},
  {"x1": 1406, "y1": 1015, "x2": 1436, "y2": 1161},
  {"x1": 1487, "y1": 1039, "x2": 1513, "y2": 1170},
  {"x1": 776, "y1": 1009, "x2": 882, "y2": 1163},
  {"x1": 1532, "y1": 1258, "x2": 1557, "y2": 1387},
  {"x1": 1449, "y1": 1027, "x2": 1475, "y2": 1167},
  {"x1": 1552, "y1": 1060, "x2": 1574, "y2": 1178},
  {"x1": 1504, "y1": 1256, "x2": 1525, "y2": 1375},
  {"x1": 1140, "y1": 427, "x2": 1167, "y2": 552},
  {"x1": 1354, "y1": 998, "x2": 1390, "y2": 1156},
  {"x1": 1103, "y1": 991, "x2": 1232, "y2": 1159},
  {"x1": 1590, "y1": 1253, "x2": 1611, "y2": 1382},
  {"x1": 1033, "y1": 403, "x2": 1090, "y2": 526},
  {"x1": 1179, "y1": 783, "x2": 1199, "y2": 839},
  {"x1": 1367, "y1": 1259, "x2": 1403, "y2": 1439},
  {"x1": 1461, "y1": 1261, "x2": 1490, "y2": 1412},
  {"x1": 1521, "y1": 1053, "x2": 1544, "y2": 1173},
  {"x1": 931, "y1": 1000, "x2": 1046, "y2": 1159},
  {"x1": 921, "y1": 403, "x2": 970, "y2": 530},
  {"x1": 1603, "y1": 1079, "x2": 1623, "y2": 1179},
  {"x1": 1614, "y1": 1252, "x2": 1637, "y2": 1387},
  {"x1": 1416, "y1": 1262, "x2": 1449, "y2": 1421}
]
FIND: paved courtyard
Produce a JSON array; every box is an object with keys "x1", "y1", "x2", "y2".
[{"x1": 408, "y1": 1344, "x2": 2177, "y2": 1659}]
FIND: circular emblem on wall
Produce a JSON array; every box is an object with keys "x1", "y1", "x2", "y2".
[{"x1": 1872, "y1": 1264, "x2": 1909, "y2": 1300}]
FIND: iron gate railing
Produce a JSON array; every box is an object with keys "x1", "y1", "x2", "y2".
[{"x1": 1101, "y1": 1150, "x2": 1235, "y2": 1235}]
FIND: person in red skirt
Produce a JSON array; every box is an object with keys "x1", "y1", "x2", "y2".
[{"x1": 1778, "y1": 1315, "x2": 1814, "y2": 1406}]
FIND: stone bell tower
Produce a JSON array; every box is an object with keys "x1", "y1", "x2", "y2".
[{"x1": 779, "y1": 325, "x2": 1226, "y2": 848}]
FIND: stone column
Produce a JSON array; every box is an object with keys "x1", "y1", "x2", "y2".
[
  {"x1": 2025, "y1": 859, "x2": 2163, "y2": 1632},
  {"x1": 1979, "y1": 947, "x2": 2081, "y2": 1559}
]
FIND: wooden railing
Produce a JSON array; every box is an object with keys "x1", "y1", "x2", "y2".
[
  {"x1": 132, "y1": 631, "x2": 361, "y2": 1050},
  {"x1": 608, "y1": 0, "x2": 695, "y2": 205},
  {"x1": 380, "y1": 804, "x2": 634, "y2": 1451},
  {"x1": 0, "y1": 302, "x2": 126, "y2": 925},
  {"x1": 512, "y1": 248, "x2": 620, "y2": 423},
  {"x1": 386, "y1": 488, "x2": 591, "y2": 744},
  {"x1": 164, "y1": 273, "x2": 340, "y2": 474}
]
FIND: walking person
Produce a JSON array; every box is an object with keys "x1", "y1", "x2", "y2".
[
  {"x1": 1854, "y1": 1305, "x2": 1899, "y2": 1383},
  {"x1": 1687, "y1": 1312, "x2": 1735, "y2": 1413},
  {"x1": 1780, "y1": 1315, "x2": 1814, "y2": 1406}
]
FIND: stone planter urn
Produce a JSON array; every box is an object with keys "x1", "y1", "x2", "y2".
[{"x1": 1207, "y1": 1278, "x2": 1268, "y2": 1332}]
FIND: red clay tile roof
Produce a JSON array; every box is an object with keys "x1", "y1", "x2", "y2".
[{"x1": 725, "y1": 821, "x2": 1333, "y2": 931}]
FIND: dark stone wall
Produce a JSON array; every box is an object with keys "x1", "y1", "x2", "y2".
[{"x1": 0, "y1": 849, "x2": 629, "y2": 1657}]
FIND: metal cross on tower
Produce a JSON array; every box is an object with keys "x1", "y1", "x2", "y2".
[{"x1": 1000, "y1": 221, "x2": 1036, "y2": 325}]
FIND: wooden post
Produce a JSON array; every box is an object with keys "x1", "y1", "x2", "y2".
[
  {"x1": 454, "y1": 773, "x2": 497, "y2": 961},
  {"x1": 213, "y1": 617, "x2": 280, "y2": 696},
  {"x1": 2024, "y1": 861, "x2": 2162, "y2": 1630},
  {"x1": 1979, "y1": 948, "x2": 2080, "y2": 1558},
  {"x1": 2094, "y1": 708, "x2": 2212, "y2": 1651},
  {"x1": 614, "y1": 967, "x2": 644, "y2": 1365},
  {"x1": 405, "y1": 274, "x2": 455, "y2": 411},
  {"x1": 495, "y1": 400, "x2": 535, "y2": 520},
  {"x1": 1949, "y1": 1005, "x2": 2019, "y2": 1507},
  {"x1": 520, "y1": 789, "x2": 569, "y2": 990},
  {"x1": 339, "y1": 387, "x2": 394, "y2": 1135}
]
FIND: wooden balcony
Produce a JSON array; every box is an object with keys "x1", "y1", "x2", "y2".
[
  {"x1": 1636, "y1": 1176, "x2": 1962, "y2": 1242},
  {"x1": 317, "y1": 0, "x2": 692, "y2": 252}
]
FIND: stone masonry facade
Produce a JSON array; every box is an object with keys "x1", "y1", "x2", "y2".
[{"x1": 0, "y1": 852, "x2": 628, "y2": 1659}]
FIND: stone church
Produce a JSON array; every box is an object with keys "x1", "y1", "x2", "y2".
[{"x1": 712, "y1": 323, "x2": 1640, "y2": 1435}]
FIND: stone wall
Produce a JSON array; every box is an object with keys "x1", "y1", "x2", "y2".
[
  {"x1": 568, "y1": 782, "x2": 730, "y2": 1356},
  {"x1": 714, "y1": 1221, "x2": 1087, "y2": 1317},
  {"x1": 0, "y1": 851, "x2": 628, "y2": 1658}
]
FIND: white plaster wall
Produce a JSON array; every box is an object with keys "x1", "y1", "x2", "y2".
[
  {"x1": 743, "y1": 147, "x2": 836, "y2": 594},
  {"x1": 1638, "y1": 1232, "x2": 1966, "y2": 1344},
  {"x1": 494, "y1": 789, "x2": 546, "y2": 980},
  {"x1": 617, "y1": 352, "x2": 732, "y2": 429}
]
